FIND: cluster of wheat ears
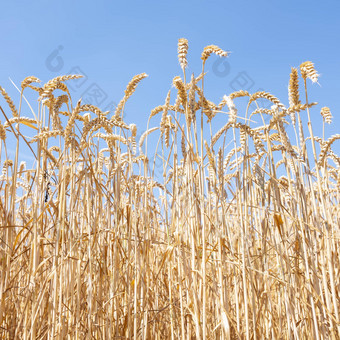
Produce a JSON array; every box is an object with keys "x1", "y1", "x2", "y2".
[{"x1": 0, "y1": 39, "x2": 339, "y2": 339}]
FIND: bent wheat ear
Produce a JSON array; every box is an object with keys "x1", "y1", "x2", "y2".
[
  {"x1": 300, "y1": 61, "x2": 319, "y2": 83},
  {"x1": 201, "y1": 44, "x2": 229, "y2": 62},
  {"x1": 43, "y1": 74, "x2": 83, "y2": 88},
  {"x1": 139, "y1": 127, "x2": 159, "y2": 155},
  {"x1": 21, "y1": 76, "x2": 41, "y2": 90},
  {"x1": 318, "y1": 134, "x2": 340, "y2": 166},
  {"x1": 249, "y1": 91, "x2": 285, "y2": 110}
]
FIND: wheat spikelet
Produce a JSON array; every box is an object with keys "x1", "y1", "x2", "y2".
[
  {"x1": 269, "y1": 133, "x2": 282, "y2": 142},
  {"x1": 288, "y1": 67, "x2": 300, "y2": 125},
  {"x1": 79, "y1": 104, "x2": 109, "y2": 118},
  {"x1": 328, "y1": 149, "x2": 340, "y2": 167},
  {"x1": 195, "y1": 86, "x2": 215, "y2": 121},
  {"x1": 174, "y1": 95, "x2": 181, "y2": 111},
  {"x1": 240, "y1": 126, "x2": 247, "y2": 150},
  {"x1": 64, "y1": 99, "x2": 82, "y2": 146},
  {"x1": 230, "y1": 90, "x2": 250, "y2": 100},
  {"x1": 205, "y1": 140, "x2": 216, "y2": 189},
  {"x1": 250, "y1": 108, "x2": 274, "y2": 119},
  {"x1": 130, "y1": 136, "x2": 137, "y2": 154},
  {"x1": 27, "y1": 85, "x2": 43, "y2": 95},
  {"x1": 204, "y1": 140, "x2": 215, "y2": 167},
  {"x1": 288, "y1": 68, "x2": 300, "y2": 107},
  {"x1": 0, "y1": 121, "x2": 6, "y2": 140},
  {"x1": 80, "y1": 117, "x2": 124, "y2": 150},
  {"x1": 318, "y1": 134, "x2": 340, "y2": 166},
  {"x1": 30, "y1": 129, "x2": 64, "y2": 143},
  {"x1": 58, "y1": 111, "x2": 86, "y2": 122},
  {"x1": 114, "y1": 73, "x2": 148, "y2": 120},
  {"x1": 51, "y1": 95, "x2": 68, "y2": 130},
  {"x1": 42, "y1": 146, "x2": 58, "y2": 166},
  {"x1": 229, "y1": 157, "x2": 244, "y2": 171},
  {"x1": 129, "y1": 123, "x2": 137, "y2": 137},
  {"x1": 149, "y1": 105, "x2": 164, "y2": 119},
  {"x1": 188, "y1": 73, "x2": 196, "y2": 124},
  {"x1": 96, "y1": 149, "x2": 108, "y2": 175},
  {"x1": 160, "y1": 90, "x2": 171, "y2": 134},
  {"x1": 211, "y1": 122, "x2": 232, "y2": 147},
  {"x1": 43, "y1": 74, "x2": 83, "y2": 89},
  {"x1": 40, "y1": 81, "x2": 71, "y2": 100},
  {"x1": 165, "y1": 125, "x2": 170, "y2": 148},
  {"x1": 0, "y1": 86, "x2": 18, "y2": 117},
  {"x1": 276, "y1": 119, "x2": 297, "y2": 158},
  {"x1": 3, "y1": 159, "x2": 13, "y2": 167},
  {"x1": 164, "y1": 169, "x2": 173, "y2": 185},
  {"x1": 233, "y1": 122, "x2": 265, "y2": 152},
  {"x1": 223, "y1": 148, "x2": 240, "y2": 171},
  {"x1": 217, "y1": 147, "x2": 223, "y2": 183},
  {"x1": 139, "y1": 127, "x2": 159, "y2": 155},
  {"x1": 110, "y1": 117, "x2": 129, "y2": 129},
  {"x1": 149, "y1": 104, "x2": 184, "y2": 120},
  {"x1": 1, "y1": 160, "x2": 13, "y2": 179},
  {"x1": 18, "y1": 161, "x2": 26, "y2": 175},
  {"x1": 222, "y1": 95, "x2": 237, "y2": 123},
  {"x1": 181, "y1": 127, "x2": 186, "y2": 158},
  {"x1": 21, "y1": 76, "x2": 41, "y2": 90},
  {"x1": 178, "y1": 38, "x2": 189, "y2": 69},
  {"x1": 300, "y1": 61, "x2": 319, "y2": 83},
  {"x1": 249, "y1": 91, "x2": 285, "y2": 110},
  {"x1": 194, "y1": 72, "x2": 207, "y2": 84},
  {"x1": 80, "y1": 116, "x2": 128, "y2": 149},
  {"x1": 266, "y1": 109, "x2": 289, "y2": 132},
  {"x1": 164, "y1": 116, "x2": 175, "y2": 145},
  {"x1": 297, "y1": 115, "x2": 305, "y2": 155},
  {"x1": 287, "y1": 102, "x2": 317, "y2": 126},
  {"x1": 4, "y1": 117, "x2": 38, "y2": 128},
  {"x1": 53, "y1": 94, "x2": 69, "y2": 111},
  {"x1": 320, "y1": 107, "x2": 332, "y2": 124},
  {"x1": 39, "y1": 75, "x2": 80, "y2": 100},
  {"x1": 224, "y1": 173, "x2": 236, "y2": 184},
  {"x1": 173, "y1": 76, "x2": 187, "y2": 107},
  {"x1": 93, "y1": 133, "x2": 129, "y2": 145},
  {"x1": 275, "y1": 159, "x2": 286, "y2": 169},
  {"x1": 49, "y1": 146, "x2": 61, "y2": 153},
  {"x1": 216, "y1": 90, "x2": 243, "y2": 111},
  {"x1": 201, "y1": 45, "x2": 229, "y2": 62}
]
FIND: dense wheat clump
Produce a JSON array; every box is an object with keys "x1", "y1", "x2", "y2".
[{"x1": 0, "y1": 39, "x2": 339, "y2": 339}]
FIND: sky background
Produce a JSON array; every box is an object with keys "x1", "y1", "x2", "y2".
[{"x1": 0, "y1": 0, "x2": 339, "y2": 165}]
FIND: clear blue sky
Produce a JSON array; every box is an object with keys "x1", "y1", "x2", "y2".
[{"x1": 1, "y1": 0, "x2": 339, "y2": 163}]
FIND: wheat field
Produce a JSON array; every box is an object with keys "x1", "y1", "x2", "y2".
[{"x1": 0, "y1": 39, "x2": 339, "y2": 339}]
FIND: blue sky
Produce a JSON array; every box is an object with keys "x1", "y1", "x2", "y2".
[{"x1": 0, "y1": 0, "x2": 339, "y2": 163}]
